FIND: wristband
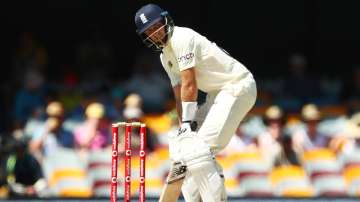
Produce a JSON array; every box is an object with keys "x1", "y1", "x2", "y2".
[{"x1": 181, "y1": 101, "x2": 197, "y2": 121}]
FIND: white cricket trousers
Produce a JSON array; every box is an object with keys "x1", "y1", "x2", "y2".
[{"x1": 182, "y1": 73, "x2": 257, "y2": 202}]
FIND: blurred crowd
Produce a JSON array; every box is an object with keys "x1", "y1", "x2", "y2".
[{"x1": 0, "y1": 31, "x2": 360, "y2": 198}]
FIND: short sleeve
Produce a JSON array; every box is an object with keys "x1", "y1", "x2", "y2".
[
  {"x1": 173, "y1": 35, "x2": 196, "y2": 71},
  {"x1": 160, "y1": 54, "x2": 181, "y2": 87}
]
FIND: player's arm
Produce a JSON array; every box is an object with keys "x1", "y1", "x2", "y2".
[
  {"x1": 172, "y1": 67, "x2": 197, "y2": 123},
  {"x1": 180, "y1": 67, "x2": 197, "y2": 102},
  {"x1": 180, "y1": 67, "x2": 198, "y2": 123},
  {"x1": 172, "y1": 84, "x2": 182, "y2": 125},
  {"x1": 159, "y1": 68, "x2": 198, "y2": 202}
]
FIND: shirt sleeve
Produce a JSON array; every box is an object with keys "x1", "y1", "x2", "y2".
[
  {"x1": 173, "y1": 34, "x2": 196, "y2": 71},
  {"x1": 160, "y1": 54, "x2": 181, "y2": 87}
]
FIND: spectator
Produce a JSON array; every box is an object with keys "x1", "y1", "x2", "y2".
[
  {"x1": 57, "y1": 69, "x2": 83, "y2": 114},
  {"x1": 336, "y1": 112, "x2": 360, "y2": 155},
  {"x1": 274, "y1": 132, "x2": 302, "y2": 167},
  {"x1": 67, "y1": 94, "x2": 95, "y2": 122},
  {"x1": 258, "y1": 105, "x2": 284, "y2": 165},
  {"x1": 107, "y1": 85, "x2": 125, "y2": 122},
  {"x1": 292, "y1": 104, "x2": 330, "y2": 153},
  {"x1": 123, "y1": 93, "x2": 144, "y2": 120},
  {"x1": 6, "y1": 138, "x2": 46, "y2": 197},
  {"x1": 121, "y1": 93, "x2": 159, "y2": 153},
  {"x1": 123, "y1": 51, "x2": 172, "y2": 113},
  {"x1": 74, "y1": 102, "x2": 110, "y2": 153},
  {"x1": 318, "y1": 74, "x2": 343, "y2": 106},
  {"x1": 13, "y1": 69, "x2": 47, "y2": 128},
  {"x1": 219, "y1": 118, "x2": 260, "y2": 156},
  {"x1": 276, "y1": 53, "x2": 320, "y2": 111},
  {"x1": 29, "y1": 101, "x2": 74, "y2": 162},
  {"x1": 23, "y1": 106, "x2": 46, "y2": 140}
]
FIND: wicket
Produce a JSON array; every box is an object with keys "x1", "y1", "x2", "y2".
[{"x1": 111, "y1": 122, "x2": 146, "y2": 202}]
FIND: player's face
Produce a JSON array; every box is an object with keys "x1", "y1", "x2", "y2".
[{"x1": 144, "y1": 22, "x2": 167, "y2": 46}]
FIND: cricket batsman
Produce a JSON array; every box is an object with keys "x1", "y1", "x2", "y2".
[{"x1": 135, "y1": 4, "x2": 257, "y2": 202}]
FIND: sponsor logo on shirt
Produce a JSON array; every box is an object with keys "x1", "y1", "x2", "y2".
[{"x1": 177, "y1": 52, "x2": 194, "y2": 63}]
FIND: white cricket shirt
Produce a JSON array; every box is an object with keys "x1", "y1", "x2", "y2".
[{"x1": 160, "y1": 26, "x2": 252, "y2": 93}]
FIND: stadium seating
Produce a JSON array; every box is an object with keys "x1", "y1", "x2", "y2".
[
  {"x1": 340, "y1": 149, "x2": 360, "y2": 196},
  {"x1": 302, "y1": 148, "x2": 346, "y2": 196},
  {"x1": 312, "y1": 175, "x2": 347, "y2": 196},
  {"x1": 144, "y1": 147, "x2": 170, "y2": 197},
  {"x1": 87, "y1": 149, "x2": 117, "y2": 197},
  {"x1": 216, "y1": 155, "x2": 243, "y2": 196},
  {"x1": 340, "y1": 149, "x2": 360, "y2": 168},
  {"x1": 39, "y1": 132, "x2": 357, "y2": 198},
  {"x1": 218, "y1": 151, "x2": 273, "y2": 197},
  {"x1": 270, "y1": 165, "x2": 314, "y2": 197},
  {"x1": 343, "y1": 165, "x2": 360, "y2": 196},
  {"x1": 42, "y1": 148, "x2": 92, "y2": 197}
]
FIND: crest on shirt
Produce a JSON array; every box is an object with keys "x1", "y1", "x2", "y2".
[{"x1": 168, "y1": 61, "x2": 173, "y2": 68}]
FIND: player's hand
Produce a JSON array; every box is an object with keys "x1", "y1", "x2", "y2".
[{"x1": 178, "y1": 121, "x2": 197, "y2": 136}]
